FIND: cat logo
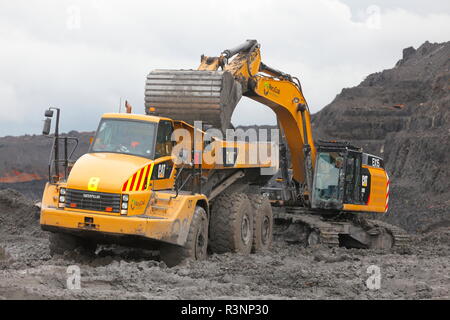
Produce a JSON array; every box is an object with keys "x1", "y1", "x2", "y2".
[
  {"x1": 88, "y1": 177, "x2": 100, "y2": 191},
  {"x1": 157, "y1": 164, "x2": 166, "y2": 179}
]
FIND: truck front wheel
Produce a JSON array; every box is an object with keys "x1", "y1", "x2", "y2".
[{"x1": 159, "y1": 206, "x2": 209, "y2": 267}]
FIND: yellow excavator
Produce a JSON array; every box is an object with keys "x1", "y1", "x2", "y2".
[
  {"x1": 145, "y1": 39, "x2": 408, "y2": 248},
  {"x1": 40, "y1": 40, "x2": 407, "y2": 267}
]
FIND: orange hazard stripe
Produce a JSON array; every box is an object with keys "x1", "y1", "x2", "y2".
[
  {"x1": 122, "y1": 163, "x2": 155, "y2": 192},
  {"x1": 138, "y1": 165, "x2": 149, "y2": 191},
  {"x1": 146, "y1": 163, "x2": 155, "y2": 190},
  {"x1": 134, "y1": 168, "x2": 145, "y2": 191},
  {"x1": 141, "y1": 165, "x2": 150, "y2": 190},
  {"x1": 385, "y1": 174, "x2": 390, "y2": 212},
  {"x1": 129, "y1": 172, "x2": 138, "y2": 191}
]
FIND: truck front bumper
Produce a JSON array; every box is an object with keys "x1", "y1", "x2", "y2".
[{"x1": 40, "y1": 207, "x2": 187, "y2": 246}]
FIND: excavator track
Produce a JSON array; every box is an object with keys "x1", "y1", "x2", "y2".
[
  {"x1": 145, "y1": 70, "x2": 242, "y2": 132},
  {"x1": 278, "y1": 208, "x2": 340, "y2": 247},
  {"x1": 274, "y1": 207, "x2": 409, "y2": 249},
  {"x1": 361, "y1": 218, "x2": 410, "y2": 248}
]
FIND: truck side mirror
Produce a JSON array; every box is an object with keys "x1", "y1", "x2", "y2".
[
  {"x1": 45, "y1": 109, "x2": 54, "y2": 118},
  {"x1": 42, "y1": 118, "x2": 52, "y2": 135}
]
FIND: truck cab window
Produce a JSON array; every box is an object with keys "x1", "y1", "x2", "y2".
[{"x1": 91, "y1": 119, "x2": 157, "y2": 159}]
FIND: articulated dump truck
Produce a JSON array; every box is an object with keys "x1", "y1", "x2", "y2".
[
  {"x1": 40, "y1": 40, "x2": 408, "y2": 266},
  {"x1": 40, "y1": 109, "x2": 276, "y2": 266}
]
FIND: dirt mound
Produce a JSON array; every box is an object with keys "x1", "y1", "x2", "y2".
[
  {"x1": 0, "y1": 189, "x2": 43, "y2": 239},
  {"x1": 312, "y1": 40, "x2": 450, "y2": 233},
  {"x1": 0, "y1": 180, "x2": 47, "y2": 201}
]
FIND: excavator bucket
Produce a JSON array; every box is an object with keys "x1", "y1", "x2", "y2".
[{"x1": 145, "y1": 70, "x2": 242, "y2": 131}]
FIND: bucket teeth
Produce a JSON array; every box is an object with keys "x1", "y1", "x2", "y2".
[{"x1": 145, "y1": 70, "x2": 242, "y2": 132}]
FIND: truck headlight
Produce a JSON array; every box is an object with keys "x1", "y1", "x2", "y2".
[
  {"x1": 121, "y1": 194, "x2": 129, "y2": 214},
  {"x1": 58, "y1": 189, "x2": 66, "y2": 208}
]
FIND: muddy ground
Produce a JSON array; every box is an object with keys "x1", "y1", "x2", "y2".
[
  {"x1": 0, "y1": 189, "x2": 448, "y2": 300},
  {"x1": 0, "y1": 41, "x2": 448, "y2": 300}
]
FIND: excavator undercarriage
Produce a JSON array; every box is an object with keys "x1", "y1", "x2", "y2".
[{"x1": 274, "y1": 208, "x2": 409, "y2": 249}]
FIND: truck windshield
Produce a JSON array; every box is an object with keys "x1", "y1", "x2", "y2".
[
  {"x1": 312, "y1": 152, "x2": 343, "y2": 205},
  {"x1": 91, "y1": 119, "x2": 157, "y2": 159}
]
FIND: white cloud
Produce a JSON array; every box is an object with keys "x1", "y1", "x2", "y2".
[{"x1": 0, "y1": 0, "x2": 449, "y2": 135}]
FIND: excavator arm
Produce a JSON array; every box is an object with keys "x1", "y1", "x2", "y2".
[
  {"x1": 248, "y1": 74, "x2": 316, "y2": 190},
  {"x1": 146, "y1": 40, "x2": 316, "y2": 196}
]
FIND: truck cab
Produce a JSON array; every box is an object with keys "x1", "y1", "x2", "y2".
[{"x1": 40, "y1": 113, "x2": 208, "y2": 253}]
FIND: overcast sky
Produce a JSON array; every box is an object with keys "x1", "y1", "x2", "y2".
[{"x1": 0, "y1": 0, "x2": 449, "y2": 136}]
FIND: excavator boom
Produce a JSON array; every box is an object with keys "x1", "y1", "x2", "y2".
[{"x1": 145, "y1": 40, "x2": 316, "y2": 192}]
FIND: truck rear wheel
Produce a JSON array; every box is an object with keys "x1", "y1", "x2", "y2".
[
  {"x1": 209, "y1": 193, "x2": 254, "y2": 254},
  {"x1": 49, "y1": 232, "x2": 96, "y2": 256},
  {"x1": 248, "y1": 194, "x2": 273, "y2": 252},
  {"x1": 159, "y1": 206, "x2": 208, "y2": 267}
]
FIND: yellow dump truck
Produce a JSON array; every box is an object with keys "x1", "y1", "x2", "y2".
[{"x1": 40, "y1": 110, "x2": 276, "y2": 266}]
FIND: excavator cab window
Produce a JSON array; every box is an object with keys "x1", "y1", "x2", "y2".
[{"x1": 312, "y1": 151, "x2": 344, "y2": 209}]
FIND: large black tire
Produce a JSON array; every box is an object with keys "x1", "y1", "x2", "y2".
[
  {"x1": 159, "y1": 206, "x2": 208, "y2": 267},
  {"x1": 209, "y1": 193, "x2": 254, "y2": 254},
  {"x1": 248, "y1": 194, "x2": 273, "y2": 252},
  {"x1": 49, "y1": 232, "x2": 96, "y2": 256}
]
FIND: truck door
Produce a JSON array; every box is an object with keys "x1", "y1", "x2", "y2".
[{"x1": 151, "y1": 120, "x2": 175, "y2": 190}]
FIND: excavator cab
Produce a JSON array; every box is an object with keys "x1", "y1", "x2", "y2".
[{"x1": 311, "y1": 142, "x2": 364, "y2": 211}]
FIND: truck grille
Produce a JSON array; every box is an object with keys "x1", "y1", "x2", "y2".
[{"x1": 65, "y1": 189, "x2": 121, "y2": 213}]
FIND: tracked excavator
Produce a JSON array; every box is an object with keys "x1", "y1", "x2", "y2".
[{"x1": 145, "y1": 40, "x2": 409, "y2": 249}]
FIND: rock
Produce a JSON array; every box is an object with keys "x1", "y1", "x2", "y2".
[
  {"x1": 0, "y1": 246, "x2": 10, "y2": 260},
  {"x1": 402, "y1": 46, "x2": 416, "y2": 61}
]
